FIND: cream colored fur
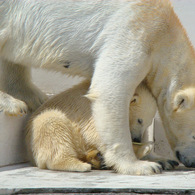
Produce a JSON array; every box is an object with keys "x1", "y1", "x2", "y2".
[
  {"x1": 25, "y1": 81, "x2": 155, "y2": 172},
  {"x1": 1, "y1": 0, "x2": 195, "y2": 174}
]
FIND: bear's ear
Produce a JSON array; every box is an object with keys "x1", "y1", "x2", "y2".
[
  {"x1": 173, "y1": 88, "x2": 195, "y2": 112},
  {"x1": 130, "y1": 94, "x2": 140, "y2": 105}
]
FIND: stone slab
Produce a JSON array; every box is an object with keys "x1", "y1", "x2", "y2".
[{"x1": 0, "y1": 164, "x2": 195, "y2": 194}]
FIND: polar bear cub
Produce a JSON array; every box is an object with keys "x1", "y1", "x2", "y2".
[{"x1": 25, "y1": 80, "x2": 156, "y2": 171}]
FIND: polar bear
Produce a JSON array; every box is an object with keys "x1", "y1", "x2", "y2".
[
  {"x1": 0, "y1": 0, "x2": 195, "y2": 174},
  {"x1": 25, "y1": 81, "x2": 156, "y2": 171}
]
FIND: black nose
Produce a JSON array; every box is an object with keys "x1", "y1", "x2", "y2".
[
  {"x1": 176, "y1": 151, "x2": 195, "y2": 168},
  {"x1": 185, "y1": 162, "x2": 195, "y2": 168},
  {"x1": 133, "y1": 137, "x2": 141, "y2": 143}
]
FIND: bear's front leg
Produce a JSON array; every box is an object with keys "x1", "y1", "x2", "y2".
[
  {"x1": 88, "y1": 47, "x2": 162, "y2": 175},
  {"x1": 89, "y1": 85, "x2": 162, "y2": 174},
  {"x1": 0, "y1": 60, "x2": 48, "y2": 113}
]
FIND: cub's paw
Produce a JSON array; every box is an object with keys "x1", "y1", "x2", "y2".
[
  {"x1": 157, "y1": 160, "x2": 179, "y2": 170},
  {"x1": 114, "y1": 160, "x2": 162, "y2": 175},
  {"x1": 76, "y1": 162, "x2": 92, "y2": 172}
]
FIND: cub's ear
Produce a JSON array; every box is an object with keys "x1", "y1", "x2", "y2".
[
  {"x1": 173, "y1": 88, "x2": 195, "y2": 112},
  {"x1": 130, "y1": 94, "x2": 140, "y2": 105}
]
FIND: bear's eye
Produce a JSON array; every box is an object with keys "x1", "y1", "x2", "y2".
[
  {"x1": 131, "y1": 98, "x2": 136, "y2": 103},
  {"x1": 138, "y1": 118, "x2": 143, "y2": 124}
]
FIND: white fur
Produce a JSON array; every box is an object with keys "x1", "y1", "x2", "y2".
[
  {"x1": 0, "y1": 91, "x2": 27, "y2": 115},
  {"x1": 0, "y1": 0, "x2": 195, "y2": 173}
]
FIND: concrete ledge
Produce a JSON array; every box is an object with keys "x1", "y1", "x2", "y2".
[
  {"x1": 0, "y1": 114, "x2": 28, "y2": 167},
  {"x1": 0, "y1": 164, "x2": 195, "y2": 194}
]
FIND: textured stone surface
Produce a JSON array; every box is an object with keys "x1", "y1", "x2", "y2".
[{"x1": 0, "y1": 164, "x2": 195, "y2": 194}]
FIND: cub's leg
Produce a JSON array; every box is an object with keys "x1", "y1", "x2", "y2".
[
  {"x1": 0, "y1": 60, "x2": 47, "y2": 113},
  {"x1": 88, "y1": 42, "x2": 162, "y2": 175},
  {"x1": 0, "y1": 90, "x2": 27, "y2": 115},
  {"x1": 47, "y1": 158, "x2": 91, "y2": 172},
  {"x1": 27, "y1": 109, "x2": 91, "y2": 172}
]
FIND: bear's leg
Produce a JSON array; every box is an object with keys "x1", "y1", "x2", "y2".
[
  {"x1": 0, "y1": 90, "x2": 27, "y2": 115},
  {"x1": 0, "y1": 59, "x2": 48, "y2": 113},
  {"x1": 47, "y1": 158, "x2": 92, "y2": 172},
  {"x1": 88, "y1": 45, "x2": 162, "y2": 175}
]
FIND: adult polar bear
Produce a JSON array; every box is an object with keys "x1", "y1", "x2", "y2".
[{"x1": 0, "y1": 0, "x2": 195, "y2": 174}]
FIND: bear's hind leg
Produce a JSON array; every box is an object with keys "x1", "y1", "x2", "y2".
[
  {"x1": 0, "y1": 60, "x2": 47, "y2": 113},
  {"x1": 0, "y1": 90, "x2": 27, "y2": 115},
  {"x1": 29, "y1": 109, "x2": 92, "y2": 172}
]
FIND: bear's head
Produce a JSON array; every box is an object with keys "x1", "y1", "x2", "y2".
[{"x1": 163, "y1": 87, "x2": 195, "y2": 168}]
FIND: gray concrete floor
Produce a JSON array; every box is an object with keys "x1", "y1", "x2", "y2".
[{"x1": 0, "y1": 163, "x2": 195, "y2": 194}]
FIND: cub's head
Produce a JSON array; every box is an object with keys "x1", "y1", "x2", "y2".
[
  {"x1": 163, "y1": 87, "x2": 195, "y2": 168},
  {"x1": 129, "y1": 84, "x2": 157, "y2": 143}
]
